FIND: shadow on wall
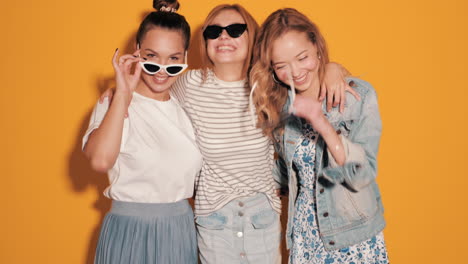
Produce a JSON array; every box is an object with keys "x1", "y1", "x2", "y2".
[
  {"x1": 66, "y1": 32, "x2": 136, "y2": 264},
  {"x1": 67, "y1": 107, "x2": 111, "y2": 264}
]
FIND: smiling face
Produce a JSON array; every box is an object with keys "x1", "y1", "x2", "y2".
[
  {"x1": 206, "y1": 9, "x2": 249, "y2": 68},
  {"x1": 137, "y1": 27, "x2": 185, "y2": 100},
  {"x1": 271, "y1": 30, "x2": 321, "y2": 96}
]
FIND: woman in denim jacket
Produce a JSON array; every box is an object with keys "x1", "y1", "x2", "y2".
[{"x1": 250, "y1": 8, "x2": 389, "y2": 263}]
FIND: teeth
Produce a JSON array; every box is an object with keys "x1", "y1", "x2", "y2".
[
  {"x1": 155, "y1": 76, "x2": 168, "y2": 81},
  {"x1": 217, "y1": 46, "x2": 234, "y2": 51},
  {"x1": 295, "y1": 74, "x2": 307, "y2": 83}
]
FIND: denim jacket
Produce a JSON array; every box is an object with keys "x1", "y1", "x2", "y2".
[{"x1": 273, "y1": 77, "x2": 386, "y2": 251}]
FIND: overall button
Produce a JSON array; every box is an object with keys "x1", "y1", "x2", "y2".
[
  {"x1": 319, "y1": 188, "x2": 324, "y2": 194},
  {"x1": 336, "y1": 130, "x2": 342, "y2": 135},
  {"x1": 238, "y1": 211, "x2": 244, "y2": 217},
  {"x1": 323, "y1": 212, "x2": 329, "y2": 217},
  {"x1": 237, "y1": 231, "x2": 243, "y2": 238},
  {"x1": 238, "y1": 201, "x2": 244, "y2": 207},
  {"x1": 329, "y1": 241, "x2": 335, "y2": 245}
]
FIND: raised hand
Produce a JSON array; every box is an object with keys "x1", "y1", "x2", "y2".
[
  {"x1": 111, "y1": 49, "x2": 143, "y2": 107},
  {"x1": 291, "y1": 94, "x2": 324, "y2": 126}
]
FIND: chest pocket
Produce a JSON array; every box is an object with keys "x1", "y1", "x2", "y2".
[{"x1": 334, "y1": 119, "x2": 355, "y2": 137}]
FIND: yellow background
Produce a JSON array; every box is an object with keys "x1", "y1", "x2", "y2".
[{"x1": 1, "y1": 0, "x2": 467, "y2": 263}]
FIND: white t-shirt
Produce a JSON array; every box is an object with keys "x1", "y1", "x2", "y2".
[{"x1": 82, "y1": 92, "x2": 202, "y2": 203}]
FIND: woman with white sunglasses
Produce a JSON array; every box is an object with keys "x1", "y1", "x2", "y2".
[{"x1": 82, "y1": 1, "x2": 202, "y2": 263}]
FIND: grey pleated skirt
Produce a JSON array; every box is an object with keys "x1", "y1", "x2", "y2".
[{"x1": 94, "y1": 199, "x2": 197, "y2": 264}]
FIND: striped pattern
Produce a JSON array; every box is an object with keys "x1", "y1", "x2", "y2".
[{"x1": 172, "y1": 69, "x2": 281, "y2": 216}]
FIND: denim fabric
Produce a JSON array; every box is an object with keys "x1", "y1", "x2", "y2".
[
  {"x1": 196, "y1": 193, "x2": 281, "y2": 264},
  {"x1": 273, "y1": 77, "x2": 386, "y2": 251}
]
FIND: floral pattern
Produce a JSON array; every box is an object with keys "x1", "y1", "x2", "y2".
[{"x1": 290, "y1": 122, "x2": 389, "y2": 264}]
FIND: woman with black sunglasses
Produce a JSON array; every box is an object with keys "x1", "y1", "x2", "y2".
[
  {"x1": 171, "y1": 5, "x2": 282, "y2": 263},
  {"x1": 82, "y1": 1, "x2": 202, "y2": 263},
  {"x1": 169, "y1": 4, "x2": 357, "y2": 264}
]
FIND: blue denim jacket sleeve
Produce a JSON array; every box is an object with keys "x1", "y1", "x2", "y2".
[{"x1": 320, "y1": 79, "x2": 382, "y2": 192}]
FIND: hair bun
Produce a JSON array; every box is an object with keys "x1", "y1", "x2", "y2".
[{"x1": 153, "y1": 0, "x2": 180, "y2": 12}]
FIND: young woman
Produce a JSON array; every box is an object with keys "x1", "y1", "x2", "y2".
[
  {"x1": 101, "y1": 3, "x2": 354, "y2": 263},
  {"x1": 82, "y1": 1, "x2": 202, "y2": 263},
  {"x1": 170, "y1": 4, "x2": 355, "y2": 264},
  {"x1": 251, "y1": 9, "x2": 388, "y2": 263},
  {"x1": 250, "y1": 8, "x2": 389, "y2": 263}
]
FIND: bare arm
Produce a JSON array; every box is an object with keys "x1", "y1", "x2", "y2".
[
  {"x1": 293, "y1": 95, "x2": 346, "y2": 165},
  {"x1": 84, "y1": 93, "x2": 130, "y2": 172},
  {"x1": 83, "y1": 49, "x2": 142, "y2": 172}
]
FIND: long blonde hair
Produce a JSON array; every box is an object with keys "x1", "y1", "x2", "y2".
[
  {"x1": 250, "y1": 8, "x2": 330, "y2": 139},
  {"x1": 199, "y1": 4, "x2": 259, "y2": 81}
]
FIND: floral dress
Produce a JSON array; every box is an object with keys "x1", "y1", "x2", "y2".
[{"x1": 289, "y1": 122, "x2": 389, "y2": 264}]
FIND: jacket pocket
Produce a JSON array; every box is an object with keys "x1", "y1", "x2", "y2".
[
  {"x1": 337, "y1": 119, "x2": 355, "y2": 137},
  {"x1": 250, "y1": 209, "x2": 277, "y2": 229},
  {"x1": 332, "y1": 183, "x2": 379, "y2": 222},
  {"x1": 195, "y1": 212, "x2": 227, "y2": 230}
]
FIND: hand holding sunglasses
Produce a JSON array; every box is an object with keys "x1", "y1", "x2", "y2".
[
  {"x1": 203, "y1": 23, "x2": 247, "y2": 39},
  {"x1": 111, "y1": 49, "x2": 144, "y2": 106}
]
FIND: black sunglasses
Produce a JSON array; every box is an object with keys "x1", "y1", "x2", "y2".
[{"x1": 203, "y1": 23, "x2": 247, "y2": 40}]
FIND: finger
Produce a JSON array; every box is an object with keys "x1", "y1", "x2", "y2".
[
  {"x1": 326, "y1": 88, "x2": 333, "y2": 112},
  {"x1": 107, "y1": 88, "x2": 114, "y2": 103},
  {"x1": 319, "y1": 83, "x2": 326, "y2": 101},
  {"x1": 123, "y1": 57, "x2": 139, "y2": 66},
  {"x1": 346, "y1": 86, "x2": 361, "y2": 101},
  {"x1": 112, "y1": 48, "x2": 119, "y2": 69},
  {"x1": 340, "y1": 84, "x2": 345, "y2": 113},
  {"x1": 123, "y1": 57, "x2": 140, "y2": 73},
  {"x1": 119, "y1": 54, "x2": 139, "y2": 66},
  {"x1": 333, "y1": 88, "x2": 341, "y2": 108},
  {"x1": 100, "y1": 88, "x2": 115, "y2": 103},
  {"x1": 132, "y1": 59, "x2": 143, "y2": 79}
]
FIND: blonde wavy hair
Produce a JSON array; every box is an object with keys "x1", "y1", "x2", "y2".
[
  {"x1": 199, "y1": 4, "x2": 259, "y2": 81},
  {"x1": 250, "y1": 8, "x2": 330, "y2": 139}
]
